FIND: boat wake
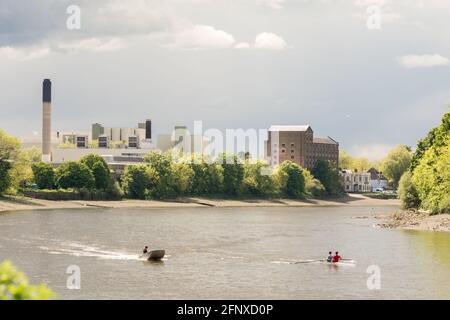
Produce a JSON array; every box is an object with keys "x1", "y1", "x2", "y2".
[{"x1": 39, "y1": 242, "x2": 139, "y2": 261}]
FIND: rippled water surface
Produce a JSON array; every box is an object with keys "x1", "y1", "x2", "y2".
[{"x1": 1, "y1": 206, "x2": 449, "y2": 299}]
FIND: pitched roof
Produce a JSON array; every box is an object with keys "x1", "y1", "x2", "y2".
[
  {"x1": 268, "y1": 125, "x2": 311, "y2": 132},
  {"x1": 313, "y1": 136, "x2": 338, "y2": 145}
]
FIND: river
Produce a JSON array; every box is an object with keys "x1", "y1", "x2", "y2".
[{"x1": 1, "y1": 206, "x2": 449, "y2": 299}]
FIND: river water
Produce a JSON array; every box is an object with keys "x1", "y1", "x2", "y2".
[{"x1": 0, "y1": 206, "x2": 449, "y2": 299}]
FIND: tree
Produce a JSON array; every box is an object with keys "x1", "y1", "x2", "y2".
[
  {"x1": 312, "y1": 160, "x2": 343, "y2": 196},
  {"x1": 242, "y1": 161, "x2": 275, "y2": 196},
  {"x1": 0, "y1": 260, "x2": 54, "y2": 300},
  {"x1": 381, "y1": 145, "x2": 412, "y2": 189},
  {"x1": 79, "y1": 154, "x2": 111, "y2": 189},
  {"x1": 170, "y1": 162, "x2": 194, "y2": 195},
  {"x1": 189, "y1": 155, "x2": 224, "y2": 195},
  {"x1": 55, "y1": 161, "x2": 95, "y2": 190},
  {"x1": 412, "y1": 137, "x2": 450, "y2": 214},
  {"x1": 0, "y1": 130, "x2": 20, "y2": 194},
  {"x1": 398, "y1": 171, "x2": 420, "y2": 210},
  {"x1": 121, "y1": 164, "x2": 158, "y2": 199},
  {"x1": 220, "y1": 154, "x2": 244, "y2": 196},
  {"x1": 339, "y1": 151, "x2": 372, "y2": 172},
  {"x1": 411, "y1": 112, "x2": 450, "y2": 171},
  {"x1": 274, "y1": 161, "x2": 305, "y2": 198},
  {"x1": 144, "y1": 152, "x2": 178, "y2": 198},
  {"x1": 32, "y1": 162, "x2": 55, "y2": 189}
]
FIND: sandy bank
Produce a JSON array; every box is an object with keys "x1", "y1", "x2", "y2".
[
  {"x1": 379, "y1": 210, "x2": 450, "y2": 232},
  {"x1": 0, "y1": 194, "x2": 399, "y2": 213}
]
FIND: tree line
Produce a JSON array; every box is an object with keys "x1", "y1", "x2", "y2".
[{"x1": 0, "y1": 130, "x2": 344, "y2": 200}]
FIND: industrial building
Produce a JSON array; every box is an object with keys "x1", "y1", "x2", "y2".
[{"x1": 266, "y1": 125, "x2": 339, "y2": 170}]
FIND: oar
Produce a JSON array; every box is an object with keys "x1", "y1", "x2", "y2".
[{"x1": 294, "y1": 259, "x2": 326, "y2": 264}]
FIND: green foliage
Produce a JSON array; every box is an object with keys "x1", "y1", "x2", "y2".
[
  {"x1": 411, "y1": 112, "x2": 450, "y2": 171},
  {"x1": 303, "y1": 169, "x2": 326, "y2": 197},
  {"x1": 220, "y1": 154, "x2": 244, "y2": 196},
  {"x1": 274, "y1": 161, "x2": 305, "y2": 198},
  {"x1": 0, "y1": 160, "x2": 12, "y2": 194},
  {"x1": 398, "y1": 171, "x2": 420, "y2": 209},
  {"x1": 121, "y1": 164, "x2": 158, "y2": 199},
  {"x1": 339, "y1": 150, "x2": 374, "y2": 172},
  {"x1": 0, "y1": 130, "x2": 20, "y2": 194},
  {"x1": 144, "y1": 152, "x2": 180, "y2": 199},
  {"x1": 312, "y1": 160, "x2": 343, "y2": 196},
  {"x1": 242, "y1": 161, "x2": 275, "y2": 196},
  {"x1": 412, "y1": 136, "x2": 450, "y2": 214},
  {"x1": 31, "y1": 162, "x2": 55, "y2": 189},
  {"x1": 170, "y1": 162, "x2": 194, "y2": 196},
  {"x1": 189, "y1": 157, "x2": 224, "y2": 195},
  {"x1": 381, "y1": 145, "x2": 412, "y2": 189},
  {"x1": 79, "y1": 154, "x2": 112, "y2": 190},
  {"x1": 55, "y1": 161, "x2": 95, "y2": 190},
  {"x1": 0, "y1": 260, "x2": 55, "y2": 300}
]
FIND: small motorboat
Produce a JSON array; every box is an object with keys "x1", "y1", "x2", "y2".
[{"x1": 140, "y1": 250, "x2": 165, "y2": 261}]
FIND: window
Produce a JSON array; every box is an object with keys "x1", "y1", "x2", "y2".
[
  {"x1": 281, "y1": 149, "x2": 286, "y2": 153},
  {"x1": 291, "y1": 149, "x2": 294, "y2": 153},
  {"x1": 281, "y1": 143, "x2": 286, "y2": 147},
  {"x1": 291, "y1": 143, "x2": 295, "y2": 147},
  {"x1": 291, "y1": 156, "x2": 294, "y2": 159}
]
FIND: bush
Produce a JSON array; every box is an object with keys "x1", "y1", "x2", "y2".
[
  {"x1": 31, "y1": 162, "x2": 55, "y2": 189},
  {"x1": 23, "y1": 188, "x2": 122, "y2": 201},
  {"x1": 55, "y1": 161, "x2": 95, "y2": 190},
  {"x1": 303, "y1": 169, "x2": 326, "y2": 198},
  {"x1": 398, "y1": 171, "x2": 420, "y2": 209},
  {"x1": 0, "y1": 260, "x2": 55, "y2": 300},
  {"x1": 274, "y1": 161, "x2": 305, "y2": 198}
]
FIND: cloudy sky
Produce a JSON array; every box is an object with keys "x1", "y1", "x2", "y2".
[{"x1": 1, "y1": 0, "x2": 449, "y2": 159}]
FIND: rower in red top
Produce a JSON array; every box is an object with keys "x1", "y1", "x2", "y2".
[{"x1": 332, "y1": 251, "x2": 342, "y2": 263}]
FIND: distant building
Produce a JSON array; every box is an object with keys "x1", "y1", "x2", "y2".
[
  {"x1": 340, "y1": 169, "x2": 371, "y2": 193},
  {"x1": 91, "y1": 120, "x2": 151, "y2": 146},
  {"x1": 367, "y1": 167, "x2": 388, "y2": 191},
  {"x1": 266, "y1": 125, "x2": 339, "y2": 170}
]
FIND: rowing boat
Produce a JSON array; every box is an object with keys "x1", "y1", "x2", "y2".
[{"x1": 294, "y1": 259, "x2": 356, "y2": 266}]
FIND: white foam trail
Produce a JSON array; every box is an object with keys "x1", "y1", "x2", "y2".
[{"x1": 39, "y1": 242, "x2": 138, "y2": 261}]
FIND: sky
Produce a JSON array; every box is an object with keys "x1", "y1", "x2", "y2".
[{"x1": 0, "y1": 0, "x2": 449, "y2": 159}]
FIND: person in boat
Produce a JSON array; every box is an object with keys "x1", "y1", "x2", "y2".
[
  {"x1": 143, "y1": 246, "x2": 149, "y2": 254},
  {"x1": 327, "y1": 251, "x2": 333, "y2": 263},
  {"x1": 332, "y1": 251, "x2": 342, "y2": 263}
]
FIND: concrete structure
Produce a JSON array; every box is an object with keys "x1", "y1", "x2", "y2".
[
  {"x1": 42, "y1": 79, "x2": 52, "y2": 162},
  {"x1": 266, "y1": 125, "x2": 339, "y2": 169},
  {"x1": 368, "y1": 167, "x2": 388, "y2": 191},
  {"x1": 340, "y1": 169, "x2": 371, "y2": 193}
]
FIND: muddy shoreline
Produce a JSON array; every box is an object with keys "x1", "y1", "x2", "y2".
[
  {"x1": 378, "y1": 210, "x2": 450, "y2": 233},
  {"x1": 0, "y1": 194, "x2": 399, "y2": 213}
]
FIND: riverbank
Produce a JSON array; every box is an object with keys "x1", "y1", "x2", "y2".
[
  {"x1": 0, "y1": 193, "x2": 399, "y2": 213},
  {"x1": 379, "y1": 210, "x2": 450, "y2": 232}
]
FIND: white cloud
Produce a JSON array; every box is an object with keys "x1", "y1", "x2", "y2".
[
  {"x1": 254, "y1": 32, "x2": 287, "y2": 50},
  {"x1": 57, "y1": 38, "x2": 126, "y2": 53},
  {"x1": 398, "y1": 54, "x2": 449, "y2": 68},
  {"x1": 172, "y1": 25, "x2": 235, "y2": 49},
  {"x1": 257, "y1": 0, "x2": 285, "y2": 10},
  {"x1": 0, "y1": 45, "x2": 50, "y2": 61},
  {"x1": 234, "y1": 42, "x2": 251, "y2": 49}
]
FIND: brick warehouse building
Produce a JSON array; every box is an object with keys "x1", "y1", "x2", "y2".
[{"x1": 266, "y1": 125, "x2": 339, "y2": 170}]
